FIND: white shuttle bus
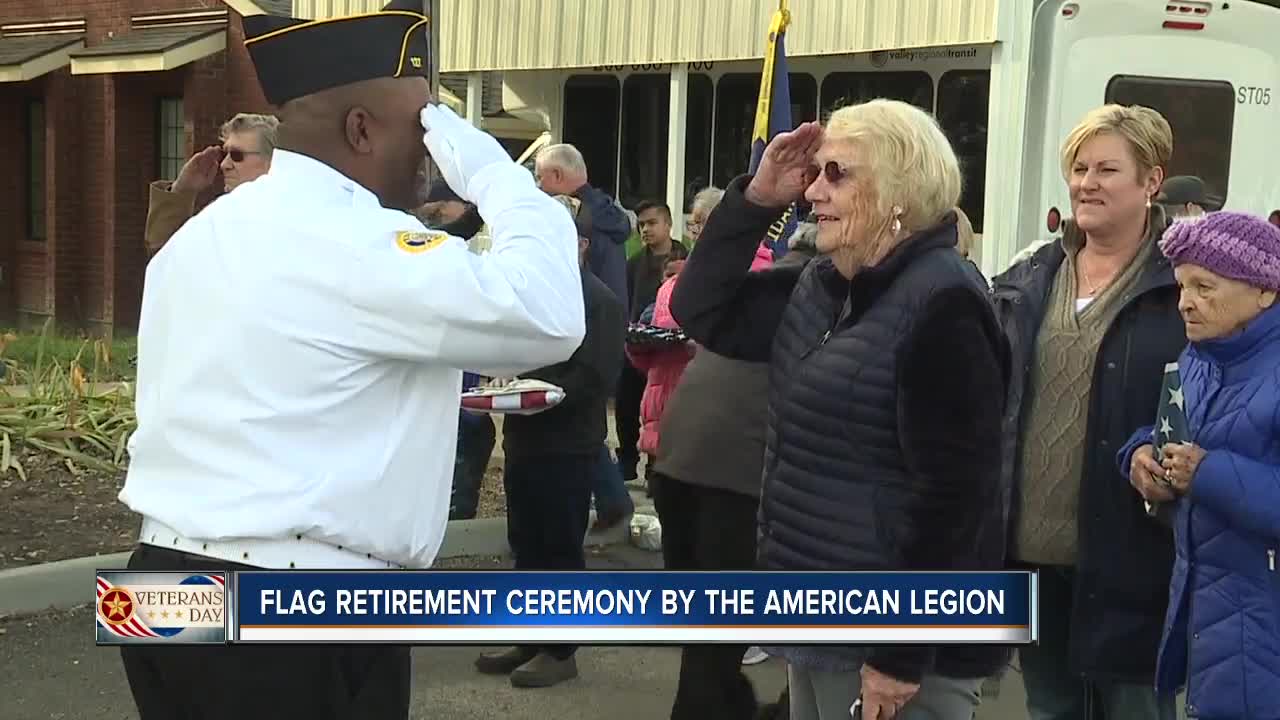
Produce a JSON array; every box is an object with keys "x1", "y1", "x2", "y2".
[{"x1": 498, "y1": 0, "x2": 1280, "y2": 274}]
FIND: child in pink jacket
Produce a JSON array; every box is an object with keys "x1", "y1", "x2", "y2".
[{"x1": 627, "y1": 245, "x2": 773, "y2": 460}]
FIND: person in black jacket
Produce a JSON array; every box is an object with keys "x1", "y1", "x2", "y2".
[
  {"x1": 992, "y1": 105, "x2": 1181, "y2": 720},
  {"x1": 473, "y1": 196, "x2": 626, "y2": 689},
  {"x1": 671, "y1": 100, "x2": 1010, "y2": 720}
]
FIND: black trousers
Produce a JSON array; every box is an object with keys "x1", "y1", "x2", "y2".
[
  {"x1": 119, "y1": 544, "x2": 411, "y2": 720},
  {"x1": 651, "y1": 472, "x2": 761, "y2": 720},
  {"x1": 451, "y1": 413, "x2": 496, "y2": 520},
  {"x1": 614, "y1": 361, "x2": 646, "y2": 480},
  {"x1": 504, "y1": 451, "x2": 594, "y2": 659}
]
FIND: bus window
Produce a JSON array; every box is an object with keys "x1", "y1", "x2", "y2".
[
  {"x1": 619, "y1": 74, "x2": 671, "y2": 208},
  {"x1": 1105, "y1": 75, "x2": 1235, "y2": 208},
  {"x1": 684, "y1": 73, "x2": 714, "y2": 209},
  {"x1": 936, "y1": 70, "x2": 990, "y2": 233},
  {"x1": 820, "y1": 71, "x2": 934, "y2": 116},
  {"x1": 563, "y1": 75, "x2": 621, "y2": 197},
  {"x1": 712, "y1": 72, "x2": 820, "y2": 188}
]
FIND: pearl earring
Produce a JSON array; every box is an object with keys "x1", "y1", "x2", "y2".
[
  {"x1": 891, "y1": 206, "x2": 903, "y2": 235},
  {"x1": 1146, "y1": 196, "x2": 1152, "y2": 209}
]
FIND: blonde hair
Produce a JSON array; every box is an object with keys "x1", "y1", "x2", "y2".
[
  {"x1": 824, "y1": 99, "x2": 961, "y2": 232},
  {"x1": 954, "y1": 206, "x2": 975, "y2": 258},
  {"x1": 220, "y1": 113, "x2": 279, "y2": 156},
  {"x1": 690, "y1": 186, "x2": 724, "y2": 216},
  {"x1": 1059, "y1": 104, "x2": 1172, "y2": 180}
]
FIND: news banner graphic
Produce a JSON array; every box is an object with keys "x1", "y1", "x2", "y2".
[
  {"x1": 232, "y1": 571, "x2": 1036, "y2": 644},
  {"x1": 96, "y1": 571, "x2": 228, "y2": 645},
  {"x1": 93, "y1": 570, "x2": 1036, "y2": 645}
]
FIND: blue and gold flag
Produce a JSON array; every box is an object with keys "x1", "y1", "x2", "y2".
[{"x1": 748, "y1": 1, "x2": 798, "y2": 258}]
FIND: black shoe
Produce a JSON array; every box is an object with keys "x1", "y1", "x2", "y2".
[
  {"x1": 509, "y1": 652, "x2": 578, "y2": 688},
  {"x1": 475, "y1": 646, "x2": 537, "y2": 675}
]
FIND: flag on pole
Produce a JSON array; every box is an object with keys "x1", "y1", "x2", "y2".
[{"x1": 749, "y1": 0, "x2": 799, "y2": 259}]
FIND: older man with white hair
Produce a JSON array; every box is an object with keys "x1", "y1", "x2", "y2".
[{"x1": 535, "y1": 144, "x2": 633, "y2": 314}]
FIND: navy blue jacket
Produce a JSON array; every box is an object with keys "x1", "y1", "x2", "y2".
[
  {"x1": 671, "y1": 176, "x2": 1010, "y2": 682},
  {"x1": 575, "y1": 184, "x2": 632, "y2": 315}
]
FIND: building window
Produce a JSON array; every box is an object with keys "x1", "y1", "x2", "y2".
[
  {"x1": 27, "y1": 101, "x2": 46, "y2": 241},
  {"x1": 156, "y1": 98, "x2": 186, "y2": 182},
  {"x1": 1105, "y1": 75, "x2": 1235, "y2": 208},
  {"x1": 711, "y1": 72, "x2": 819, "y2": 188},
  {"x1": 618, "y1": 74, "x2": 670, "y2": 208},
  {"x1": 683, "y1": 73, "x2": 714, "y2": 209},
  {"x1": 563, "y1": 75, "x2": 621, "y2": 197},
  {"x1": 820, "y1": 71, "x2": 934, "y2": 116},
  {"x1": 937, "y1": 70, "x2": 990, "y2": 233}
]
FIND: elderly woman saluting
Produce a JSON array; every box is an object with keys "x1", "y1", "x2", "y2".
[
  {"x1": 670, "y1": 99, "x2": 1010, "y2": 720},
  {"x1": 1119, "y1": 212, "x2": 1280, "y2": 720}
]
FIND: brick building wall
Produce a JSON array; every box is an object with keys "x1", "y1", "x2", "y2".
[{"x1": 1, "y1": 0, "x2": 268, "y2": 334}]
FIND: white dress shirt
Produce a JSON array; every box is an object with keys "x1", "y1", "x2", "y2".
[{"x1": 119, "y1": 149, "x2": 585, "y2": 569}]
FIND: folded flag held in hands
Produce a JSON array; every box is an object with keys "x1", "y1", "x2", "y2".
[{"x1": 461, "y1": 379, "x2": 564, "y2": 415}]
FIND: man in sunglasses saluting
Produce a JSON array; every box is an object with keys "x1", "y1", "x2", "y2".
[{"x1": 144, "y1": 112, "x2": 279, "y2": 257}]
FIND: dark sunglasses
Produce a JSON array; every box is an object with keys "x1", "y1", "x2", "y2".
[
  {"x1": 806, "y1": 160, "x2": 851, "y2": 185},
  {"x1": 222, "y1": 148, "x2": 262, "y2": 163}
]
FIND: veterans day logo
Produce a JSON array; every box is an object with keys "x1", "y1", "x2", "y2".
[{"x1": 96, "y1": 571, "x2": 229, "y2": 645}]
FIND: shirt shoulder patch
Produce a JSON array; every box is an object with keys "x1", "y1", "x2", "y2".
[{"x1": 395, "y1": 230, "x2": 448, "y2": 254}]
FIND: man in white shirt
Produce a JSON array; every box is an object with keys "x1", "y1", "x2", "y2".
[{"x1": 116, "y1": 1, "x2": 584, "y2": 718}]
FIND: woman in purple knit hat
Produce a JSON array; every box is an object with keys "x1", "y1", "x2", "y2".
[{"x1": 1118, "y1": 211, "x2": 1280, "y2": 720}]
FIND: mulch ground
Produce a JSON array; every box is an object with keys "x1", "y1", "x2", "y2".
[
  {"x1": 0, "y1": 452, "x2": 136, "y2": 571},
  {"x1": 0, "y1": 454, "x2": 509, "y2": 572}
]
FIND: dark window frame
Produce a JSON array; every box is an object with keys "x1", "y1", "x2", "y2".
[
  {"x1": 1104, "y1": 74, "x2": 1235, "y2": 209},
  {"x1": 936, "y1": 69, "x2": 991, "y2": 233},
  {"x1": 618, "y1": 73, "x2": 672, "y2": 208},
  {"x1": 26, "y1": 99, "x2": 46, "y2": 241},
  {"x1": 711, "y1": 71, "x2": 818, "y2": 188},
  {"x1": 156, "y1": 97, "x2": 186, "y2": 182},
  {"x1": 562, "y1": 74, "x2": 622, "y2": 197},
  {"x1": 819, "y1": 70, "x2": 935, "y2": 117}
]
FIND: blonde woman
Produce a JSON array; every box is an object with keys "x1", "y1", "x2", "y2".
[
  {"x1": 686, "y1": 186, "x2": 725, "y2": 244},
  {"x1": 672, "y1": 99, "x2": 1008, "y2": 720},
  {"x1": 991, "y1": 104, "x2": 1184, "y2": 720}
]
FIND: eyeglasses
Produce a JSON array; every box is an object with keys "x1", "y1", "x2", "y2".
[
  {"x1": 806, "y1": 160, "x2": 851, "y2": 185},
  {"x1": 223, "y1": 148, "x2": 263, "y2": 163}
]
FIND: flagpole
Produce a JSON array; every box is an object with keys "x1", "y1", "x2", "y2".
[{"x1": 751, "y1": 4, "x2": 792, "y2": 150}]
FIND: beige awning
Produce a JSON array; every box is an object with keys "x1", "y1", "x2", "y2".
[
  {"x1": 70, "y1": 25, "x2": 225, "y2": 75},
  {"x1": 0, "y1": 34, "x2": 84, "y2": 82},
  {"x1": 441, "y1": 0, "x2": 999, "y2": 72}
]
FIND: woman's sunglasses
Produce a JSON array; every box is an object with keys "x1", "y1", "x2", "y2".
[
  {"x1": 806, "y1": 160, "x2": 851, "y2": 186},
  {"x1": 222, "y1": 148, "x2": 262, "y2": 164}
]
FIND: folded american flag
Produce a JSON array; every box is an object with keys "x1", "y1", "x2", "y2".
[
  {"x1": 626, "y1": 324, "x2": 688, "y2": 347},
  {"x1": 460, "y1": 379, "x2": 565, "y2": 416}
]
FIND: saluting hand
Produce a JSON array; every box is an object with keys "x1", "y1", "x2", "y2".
[
  {"x1": 1129, "y1": 444, "x2": 1175, "y2": 503},
  {"x1": 420, "y1": 103, "x2": 512, "y2": 204},
  {"x1": 744, "y1": 121, "x2": 824, "y2": 209},
  {"x1": 172, "y1": 146, "x2": 223, "y2": 195}
]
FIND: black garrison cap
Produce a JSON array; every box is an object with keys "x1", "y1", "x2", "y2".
[{"x1": 243, "y1": 0, "x2": 430, "y2": 106}]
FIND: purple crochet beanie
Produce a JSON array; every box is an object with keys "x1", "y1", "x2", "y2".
[{"x1": 1159, "y1": 212, "x2": 1280, "y2": 292}]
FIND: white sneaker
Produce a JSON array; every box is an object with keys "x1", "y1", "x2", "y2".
[{"x1": 742, "y1": 646, "x2": 769, "y2": 665}]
